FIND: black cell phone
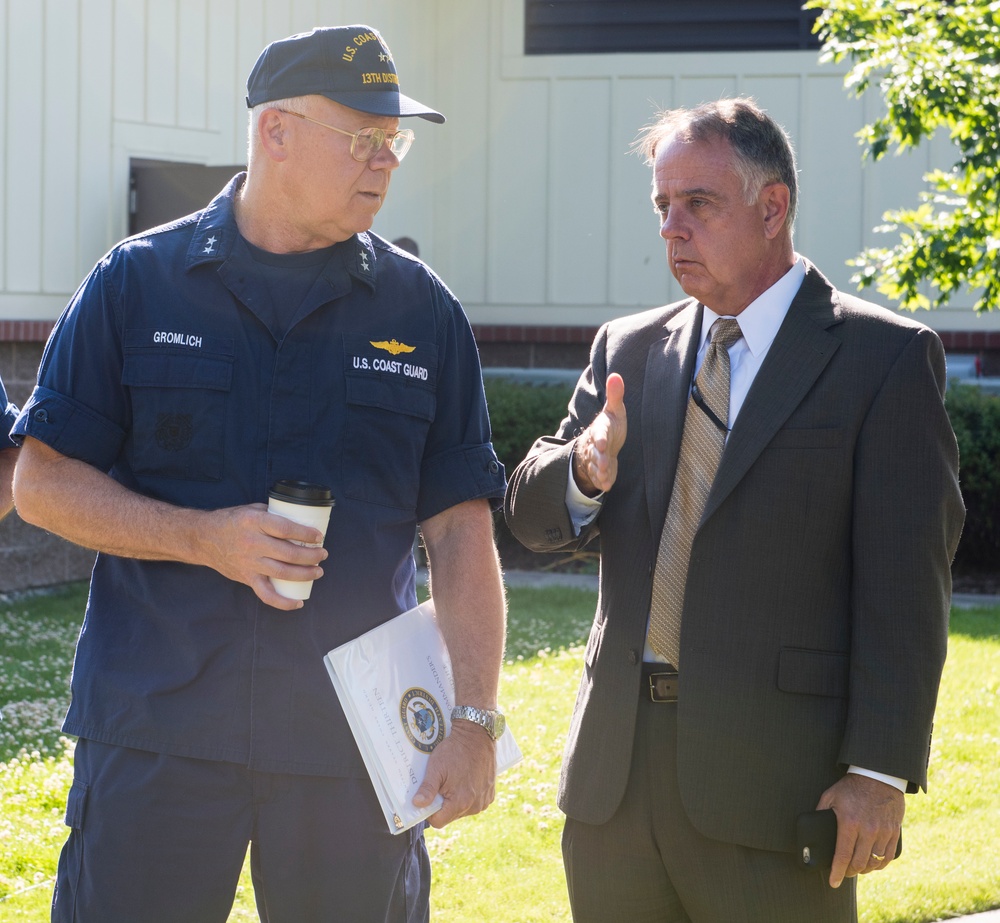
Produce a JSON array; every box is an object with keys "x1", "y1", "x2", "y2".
[{"x1": 795, "y1": 809, "x2": 902, "y2": 870}]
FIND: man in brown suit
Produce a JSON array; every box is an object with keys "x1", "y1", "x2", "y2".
[{"x1": 504, "y1": 99, "x2": 964, "y2": 922}]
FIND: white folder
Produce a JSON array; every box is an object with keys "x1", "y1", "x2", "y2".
[{"x1": 324, "y1": 599, "x2": 522, "y2": 834}]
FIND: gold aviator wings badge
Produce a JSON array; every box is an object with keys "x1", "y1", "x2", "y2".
[{"x1": 370, "y1": 339, "x2": 415, "y2": 356}]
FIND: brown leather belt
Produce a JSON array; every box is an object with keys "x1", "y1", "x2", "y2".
[{"x1": 642, "y1": 663, "x2": 679, "y2": 702}]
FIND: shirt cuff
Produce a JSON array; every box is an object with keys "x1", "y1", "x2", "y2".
[
  {"x1": 3, "y1": 403, "x2": 19, "y2": 449},
  {"x1": 847, "y1": 765, "x2": 907, "y2": 793},
  {"x1": 565, "y1": 455, "x2": 603, "y2": 537}
]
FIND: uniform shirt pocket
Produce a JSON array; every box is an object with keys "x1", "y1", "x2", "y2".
[
  {"x1": 342, "y1": 337, "x2": 438, "y2": 511},
  {"x1": 122, "y1": 347, "x2": 234, "y2": 481}
]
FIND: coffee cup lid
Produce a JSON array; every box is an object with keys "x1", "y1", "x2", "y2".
[{"x1": 269, "y1": 480, "x2": 336, "y2": 506}]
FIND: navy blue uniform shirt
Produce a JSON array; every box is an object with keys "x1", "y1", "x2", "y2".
[
  {"x1": 14, "y1": 174, "x2": 506, "y2": 777},
  {"x1": 2, "y1": 375, "x2": 19, "y2": 447}
]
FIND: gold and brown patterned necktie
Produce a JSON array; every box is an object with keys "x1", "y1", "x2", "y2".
[{"x1": 648, "y1": 317, "x2": 743, "y2": 667}]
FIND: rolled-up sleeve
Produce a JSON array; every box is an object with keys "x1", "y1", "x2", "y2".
[
  {"x1": 1, "y1": 377, "x2": 19, "y2": 449},
  {"x1": 415, "y1": 291, "x2": 506, "y2": 521},
  {"x1": 11, "y1": 262, "x2": 128, "y2": 470}
]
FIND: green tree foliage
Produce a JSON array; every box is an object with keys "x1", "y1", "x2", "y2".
[{"x1": 807, "y1": 1, "x2": 1000, "y2": 312}]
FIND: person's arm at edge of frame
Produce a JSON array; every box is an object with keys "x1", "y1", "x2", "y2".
[
  {"x1": 0, "y1": 444, "x2": 18, "y2": 520},
  {"x1": 412, "y1": 496, "x2": 506, "y2": 828},
  {"x1": 12, "y1": 435, "x2": 328, "y2": 611}
]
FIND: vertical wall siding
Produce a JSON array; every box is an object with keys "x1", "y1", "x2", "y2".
[
  {"x1": 607, "y1": 76, "x2": 675, "y2": 309},
  {"x1": 548, "y1": 78, "x2": 611, "y2": 306},
  {"x1": 4, "y1": 2, "x2": 45, "y2": 295},
  {"x1": 41, "y1": 0, "x2": 82, "y2": 295},
  {"x1": 426, "y1": 0, "x2": 490, "y2": 307}
]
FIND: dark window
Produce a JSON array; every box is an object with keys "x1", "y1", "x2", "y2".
[
  {"x1": 129, "y1": 160, "x2": 244, "y2": 235},
  {"x1": 525, "y1": 1, "x2": 822, "y2": 55}
]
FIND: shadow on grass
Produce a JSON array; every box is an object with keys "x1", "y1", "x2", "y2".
[{"x1": 949, "y1": 607, "x2": 1000, "y2": 641}]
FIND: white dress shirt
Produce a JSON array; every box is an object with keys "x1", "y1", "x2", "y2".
[{"x1": 563, "y1": 257, "x2": 906, "y2": 793}]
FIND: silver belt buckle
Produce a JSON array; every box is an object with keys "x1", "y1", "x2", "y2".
[{"x1": 648, "y1": 671, "x2": 679, "y2": 702}]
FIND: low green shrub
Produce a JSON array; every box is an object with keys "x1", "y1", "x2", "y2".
[
  {"x1": 483, "y1": 377, "x2": 575, "y2": 475},
  {"x1": 482, "y1": 377, "x2": 584, "y2": 570},
  {"x1": 946, "y1": 384, "x2": 1000, "y2": 572}
]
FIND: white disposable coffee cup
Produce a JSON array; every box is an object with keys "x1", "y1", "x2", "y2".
[{"x1": 267, "y1": 480, "x2": 335, "y2": 600}]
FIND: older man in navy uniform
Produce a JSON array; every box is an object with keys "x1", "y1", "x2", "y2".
[{"x1": 14, "y1": 26, "x2": 507, "y2": 923}]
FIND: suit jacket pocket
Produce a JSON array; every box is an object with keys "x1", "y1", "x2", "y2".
[
  {"x1": 767, "y1": 427, "x2": 843, "y2": 450},
  {"x1": 778, "y1": 647, "x2": 849, "y2": 698},
  {"x1": 584, "y1": 617, "x2": 606, "y2": 668}
]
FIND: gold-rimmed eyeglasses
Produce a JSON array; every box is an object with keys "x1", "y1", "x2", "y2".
[{"x1": 276, "y1": 109, "x2": 415, "y2": 163}]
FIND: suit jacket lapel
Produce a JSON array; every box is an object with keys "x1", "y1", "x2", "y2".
[
  {"x1": 702, "y1": 265, "x2": 844, "y2": 523},
  {"x1": 643, "y1": 300, "x2": 701, "y2": 541}
]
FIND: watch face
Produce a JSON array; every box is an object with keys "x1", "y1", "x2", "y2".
[{"x1": 453, "y1": 706, "x2": 506, "y2": 739}]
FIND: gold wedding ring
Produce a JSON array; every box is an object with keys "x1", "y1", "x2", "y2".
[{"x1": 871, "y1": 852, "x2": 886, "y2": 862}]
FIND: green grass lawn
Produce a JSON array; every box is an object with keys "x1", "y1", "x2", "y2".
[{"x1": 1, "y1": 583, "x2": 998, "y2": 922}]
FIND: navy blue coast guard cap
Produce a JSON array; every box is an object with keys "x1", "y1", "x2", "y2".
[{"x1": 246, "y1": 25, "x2": 445, "y2": 123}]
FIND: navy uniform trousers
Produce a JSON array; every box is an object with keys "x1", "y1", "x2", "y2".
[{"x1": 52, "y1": 739, "x2": 430, "y2": 923}]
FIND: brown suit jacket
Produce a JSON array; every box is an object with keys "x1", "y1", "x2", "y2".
[{"x1": 504, "y1": 262, "x2": 964, "y2": 853}]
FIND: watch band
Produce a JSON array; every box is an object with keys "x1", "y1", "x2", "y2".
[{"x1": 451, "y1": 705, "x2": 506, "y2": 740}]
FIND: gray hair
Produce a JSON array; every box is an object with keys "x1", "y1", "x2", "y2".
[
  {"x1": 246, "y1": 96, "x2": 308, "y2": 162},
  {"x1": 634, "y1": 98, "x2": 799, "y2": 229}
]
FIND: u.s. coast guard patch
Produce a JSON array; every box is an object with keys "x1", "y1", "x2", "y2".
[{"x1": 400, "y1": 688, "x2": 446, "y2": 753}]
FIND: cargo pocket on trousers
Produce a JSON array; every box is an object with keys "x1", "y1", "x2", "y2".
[
  {"x1": 52, "y1": 780, "x2": 89, "y2": 921},
  {"x1": 64, "y1": 778, "x2": 88, "y2": 829}
]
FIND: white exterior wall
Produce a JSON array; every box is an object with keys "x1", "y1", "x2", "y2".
[
  {"x1": 1, "y1": 0, "x2": 996, "y2": 335},
  {"x1": 0, "y1": 0, "x2": 441, "y2": 321}
]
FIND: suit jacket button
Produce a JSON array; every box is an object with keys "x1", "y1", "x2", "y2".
[{"x1": 628, "y1": 649, "x2": 639, "y2": 666}]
